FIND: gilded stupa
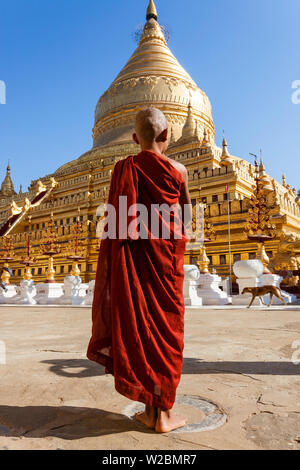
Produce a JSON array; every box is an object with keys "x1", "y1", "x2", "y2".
[
  {"x1": 55, "y1": 0, "x2": 214, "y2": 175},
  {"x1": 0, "y1": 0, "x2": 300, "y2": 287}
]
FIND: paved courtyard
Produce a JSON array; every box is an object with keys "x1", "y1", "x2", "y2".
[{"x1": 0, "y1": 304, "x2": 300, "y2": 450}]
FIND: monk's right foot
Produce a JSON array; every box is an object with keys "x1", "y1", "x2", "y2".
[
  {"x1": 155, "y1": 409, "x2": 187, "y2": 433},
  {"x1": 135, "y1": 405, "x2": 157, "y2": 429}
]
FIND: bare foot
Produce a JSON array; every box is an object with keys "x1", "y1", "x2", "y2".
[
  {"x1": 135, "y1": 405, "x2": 157, "y2": 429},
  {"x1": 155, "y1": 408, "x2": 187, "y2": 433}
]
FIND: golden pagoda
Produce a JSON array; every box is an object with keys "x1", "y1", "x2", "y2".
[{"x1": 0, "y1": 0, "x2": 300, "y2": 288}]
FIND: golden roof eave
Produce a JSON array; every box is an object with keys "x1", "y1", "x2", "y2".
[{"x1": 0, "y1": 178, "x2": 58, "y2": 237}]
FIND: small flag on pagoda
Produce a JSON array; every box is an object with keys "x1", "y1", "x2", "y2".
[{"x1": 225, "y1": 185, "x2": 229, "y2": 192}]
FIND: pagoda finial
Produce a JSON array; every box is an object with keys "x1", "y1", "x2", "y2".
[
  {"x1": 146, "y1": 0, "x2": 158, "y2": 21},
  {"x1": 282, "y1": 173, "x2": 287, "y2": 187},
  {"x1": 180, "y1": 102, "x2": 195, "y2": 139},
  {"x1": 220, "y1": 132, "x2": 234, "y2": 166},
  {"x1": 170, "y1": 127, "x2": 176, "y2": 144},
  {"x1": 0, "y1": 162, "x2": 16, "y2": 198},
  {"x1": 202, "y1": 127, "x2": 208, "y2": 145},
  {"x1": 222, "y1": 132, "x2": 229, "y2": 157},
  {"x1": 257, "y1": 156, "x2": 273, "y2": 193},
  {"x1": 259, "y1": 157, "x2": 265, "y2": 174}
]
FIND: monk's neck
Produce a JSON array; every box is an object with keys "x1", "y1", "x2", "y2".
[{"x1": 140, "y1": 143, "x2": 165, "y2": 157}]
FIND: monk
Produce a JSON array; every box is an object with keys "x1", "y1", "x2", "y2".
[{"x1": 87, "y1": 107, "x2": 192, "y2": 433}]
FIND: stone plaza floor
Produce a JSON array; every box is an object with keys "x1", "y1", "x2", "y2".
[{"x1": 0, "y1": 304, "x2": 300, "y2": 450}]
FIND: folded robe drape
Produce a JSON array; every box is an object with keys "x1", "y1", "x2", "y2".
[{"x1": 87, "y1": 150, "x2": 186, "y2": 410}]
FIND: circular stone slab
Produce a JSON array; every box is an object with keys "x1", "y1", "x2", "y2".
[{"x1": 123, "y1": 394, "x2": 227, "y2": 433}]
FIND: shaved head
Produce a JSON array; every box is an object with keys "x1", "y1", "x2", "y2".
[{"x1": 135, "y1": 107, "x2": 168, "y2": 144}]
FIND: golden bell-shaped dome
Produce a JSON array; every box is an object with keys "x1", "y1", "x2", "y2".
[{"x1": 92, "y1": 0, "x2": 215, "y2": 149}]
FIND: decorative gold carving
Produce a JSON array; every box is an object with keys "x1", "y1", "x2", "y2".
[
  {"x1": 20, "y1": 216, "x2": 36, "y2": 280},
  {"x1": 245, "y1": 159, "x2": 277, "y2": 274},
  {"x1": 1, "y1": 263, "x2": 10, "y2": 284},
  {"x1": 50, "y1": 177, "x2": 58, "y2": 189},
  {"x1": 0, "y1": 234, "x2": 15, "y2": 285},
  {"x1": 105, "y1": 75, "x2": 197, "y2": 101},
  {"x1": 139, "y1": 17, "x2": 167, "y2": 46},
  {"x1": 23, "y1": 198, "x2": 31, "y2": 212},
  {"x1": 256, "y1": 243, "x2": 271, "y2": 272},
  {"x1": 10, "y1": 201, "x2": 22, "y2": 216},
  {"x1": 66, "y1": 208, "x2": 87, "y2": 276},
  {"x1": 210, "y1": 204, "x2": 219, "y2": 217},
  {"x1": 191, "y1": 204, "x2": 216, "y2": 274},
  {"x1": 36, "y1": 180, "x2": 47, "y2": 194},
  {"x1": 270, "y1": 232, "x2": 300, "y2": 272},
  {"x1": 40, "y1": 211, "x2": 61, "y2": 283},
  {"x1": 197, "y1": 246, "x2": 210, "y2": 274},
  {"x1": 231, "y1": 200, "x2": 241, "y2": 214}
]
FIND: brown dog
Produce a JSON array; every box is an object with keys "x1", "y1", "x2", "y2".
[{"x1": 242, "y1": 286, "x2": 287, "y2": 308}]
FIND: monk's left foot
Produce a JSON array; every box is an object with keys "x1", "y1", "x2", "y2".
[
  {"x1": 155, "y1": 409, "x2": 187, "y2": 433},
  {"x1": 135, "y1": 405, "x2": 157, "y2": 429}
]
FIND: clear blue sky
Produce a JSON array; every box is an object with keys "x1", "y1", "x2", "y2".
[{"x1": 1, "y1": 0, "x2": 299, "y2": 192}]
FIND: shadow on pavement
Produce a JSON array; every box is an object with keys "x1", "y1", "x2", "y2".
[
  {"x1": 0, "y1": 405, "x2": 152, "y2": 439},
  {"x1": 183, "y1": 357, "x2": 300, "y2": 375},
  {"x1": 42, "y1": 357, "x2": 300, "y2": 379},
  {"x1": 41, "y1": 358, "x2": 106, "y2": 378}
]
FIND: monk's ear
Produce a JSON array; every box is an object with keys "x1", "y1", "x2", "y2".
[
  {"x1": 132, "y1": 133, "x2": 139, "y2": 145},
  {"x1": 156, "y1": 128, "x2": 168, "y2": 143}
]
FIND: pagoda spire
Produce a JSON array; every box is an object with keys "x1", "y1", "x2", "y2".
[
  {"x1": 146, "y1": 0, "x2": 158, "y2": 21},
  {"x1": 139, "y1": 0, "x2": 165, "y2": 46},
  {"x1": 257, "y1": 156, "x2": 273, "y2": 193},
  {"x1": 258, "y1": 150, "x2": 265, "y2": 174},
  {"x1": 220, "y1": 133, "x2": 233, "y2": 166},
  {"x1": 282, "y1": 173, "x2": 287, "y2": 187},
  {"x1": 0, "y1": 163, "x2": 16, "y2": 198},
  {"x1": 170, "y1": 127, "x2": 176, "y2": 144},
  {"x1": 221, "y1": 136, "x2": 229, "y2": 157},
  {"x1": 202, "y1": 127, "x2": 208, "y2": 146},
  {"x1": 181, "y1": 103, "x2": 195, "y2": 138}
]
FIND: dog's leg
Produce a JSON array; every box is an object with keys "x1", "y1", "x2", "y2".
[
  {"x1": 281, "y1": 296, "x2": 287, "y2": 305},
  {"x1": 248, "y1": 295, "x2": 255, "y2": 308},
  {"x1": 260, "y1": 296, "x2": 267, "y2": 306},
  {"x1": 275, "y1": 290, "x2": 287, "y2": 305},
  {"x1": 268, "y1": 293, "x2": 273, "y2": 307}
]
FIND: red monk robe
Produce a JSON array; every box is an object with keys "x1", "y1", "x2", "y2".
[{"x1": 87, "y1": 150, "x2": 187, "y2": 411}]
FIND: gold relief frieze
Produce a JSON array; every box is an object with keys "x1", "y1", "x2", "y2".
[
  {"x1": 94, "y1": 111, "x2": 214, "y2": 142},
  {"x1": 94, "y1": 102, "x2": 214, "y2": 139},
  {"x1": 139, "y1": 31, "x2": 166, "y2": 46},
  {"x1": 104, "y1": 75, "x2": 198, "y2": 101},
  {"x1": 140, "y1": 76, "x2": 160, "y2": 89}
]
